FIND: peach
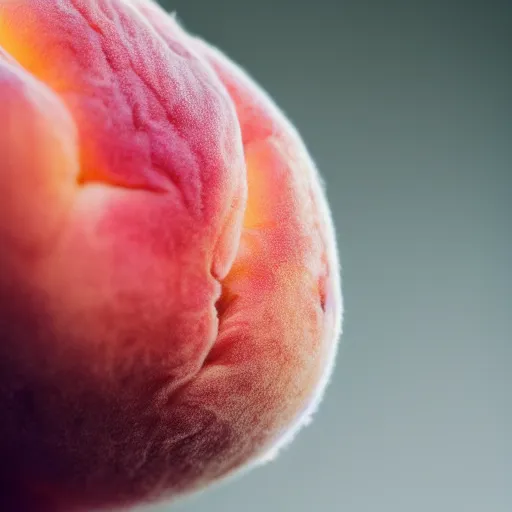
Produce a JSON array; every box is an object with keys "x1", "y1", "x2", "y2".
[{"x1": 0, "y1": 1, "x2": 343, "y2": 510}]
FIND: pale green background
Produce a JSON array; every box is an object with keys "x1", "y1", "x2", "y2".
[{"x1": 142, "y1": 1, "x2": 511, "y2": 511}]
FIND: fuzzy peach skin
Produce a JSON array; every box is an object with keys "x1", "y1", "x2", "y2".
[{"x1": 0, "y1": 1, "x2": 343, "y2": 510}]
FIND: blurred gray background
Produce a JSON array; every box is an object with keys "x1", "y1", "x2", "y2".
[{"x1": 145, "y1": 1, "x2": 511, "y2": 511}]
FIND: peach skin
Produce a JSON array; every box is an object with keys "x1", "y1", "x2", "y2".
[{"x1": 0, "y1": 1, "x2": 343, "y2": 511}]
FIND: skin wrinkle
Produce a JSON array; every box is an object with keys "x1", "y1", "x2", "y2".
[
  {"x1": 125, "y1": 0, "x2": 247, "y2": 281},
  {"x1": 70, "y1": 0, "x2": 201, "y2": 209},
  {"x1": 183, "y1": 35, "x2": 340, "y2": 459}
]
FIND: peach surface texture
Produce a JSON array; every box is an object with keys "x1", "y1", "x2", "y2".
[{"x1": 0, "y1": 0, "x2": 343, "y2": 511}]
